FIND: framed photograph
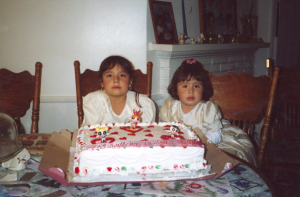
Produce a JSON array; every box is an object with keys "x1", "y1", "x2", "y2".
[
  {"x1": 199, "y1": 0, "x2": 237, "y2": 38},
  {"x1": 149, "y1": 0, "x2": 178, "y2": 44},
  {"x1": 242, "y1": 15, "x2": 258, "y2": 37}
]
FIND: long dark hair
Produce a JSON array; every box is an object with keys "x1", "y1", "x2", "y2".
[{"x1": 167, "y1": 59, "x2": 213, "y2": 101}]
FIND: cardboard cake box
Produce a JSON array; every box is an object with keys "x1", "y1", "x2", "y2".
[{"x1": 38, "y1": 128, "x2": 239, "y2": 187}]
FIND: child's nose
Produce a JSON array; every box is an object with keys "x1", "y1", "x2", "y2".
[
  {"x1": 113, "y1": 75, "x2": 119, "y2": 82},
  {"x1": 188, "y1": 87, "x2": 194, "y2": 93}
]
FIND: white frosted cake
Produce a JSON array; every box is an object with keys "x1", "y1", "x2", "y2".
[{"x1": 71, "y1": 122, "x2": 211, "y2": 182}]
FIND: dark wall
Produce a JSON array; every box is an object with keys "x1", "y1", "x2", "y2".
[{"x1": 276, "y1": 0, "x2": 300, "y2": 67}]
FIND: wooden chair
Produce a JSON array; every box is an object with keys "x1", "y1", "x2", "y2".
[
  {"x1": 74, "y1": 61, "x2": 153, "y2": 128},
  {"x1": 0, "y1": 62, "x2": 42, "y2": 134},
  {"x1": 208, "y1": 66, "x2": 280, "y2": 168},
  {"x1": 263, "y1": 59, "x2": 300, "y2": 186}
]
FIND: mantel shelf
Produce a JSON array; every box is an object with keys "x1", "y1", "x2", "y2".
[
  {"x1": 149, "y1": 42, "x2": 270, "y2": 58},
  {"x1": 149, "y1": 42, "x2": 270, "y2": 52}
]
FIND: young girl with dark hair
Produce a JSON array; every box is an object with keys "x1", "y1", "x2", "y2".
[
  {"x1": 82, "y1": 55, "x2": 156, "y2": 126},
  {"x1": 159, "y1": 59, "x2": 258, "y2": 167}
]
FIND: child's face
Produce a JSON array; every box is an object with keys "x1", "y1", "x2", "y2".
[
  {"x1": 101, "y1": 64, "x2": 131, "y2": 98},
  {"x1": 177, "y1": 78, "x2": 203, "y2": 112}
]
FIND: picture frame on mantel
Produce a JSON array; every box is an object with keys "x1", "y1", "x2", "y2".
[
  {"x1": 242, "y1": 15, "x2": 258, "y2": 37},
  {"x1": 149, "y1": 0, "x2": 178, "y2": 44},
  {"x1": 198, "y1": 0, "x2": 237, "y2": 42}
]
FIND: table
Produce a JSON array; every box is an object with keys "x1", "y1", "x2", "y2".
[{"x1": 0, "y1": 155, "x2": 275, "y2": 197}]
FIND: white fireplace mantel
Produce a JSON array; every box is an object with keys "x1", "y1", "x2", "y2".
[
  {"x1": 149, "y1": 42, "x2": 270, "y2": 106},
  {"x1": 149, "y1": 42, "x2": 270, "y2": 58}
]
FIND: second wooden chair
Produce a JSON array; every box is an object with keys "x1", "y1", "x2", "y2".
[{"x1": 208, "y1": 66, "x2": 280, "y2": 168}]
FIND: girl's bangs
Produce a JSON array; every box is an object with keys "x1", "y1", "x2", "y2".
[
  {"x1": 178, "y1": 69, "x2": 202, "y2": 82},
  {"x1": 109, "y1": 62, "x2": 130, "y2": 74}
]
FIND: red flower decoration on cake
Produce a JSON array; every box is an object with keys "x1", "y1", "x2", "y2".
[
  {"x1": 203, "y1": 163, "x2": 206, "y2": 167},
  {"x1": 141, "y1": 166, "x2": 147, "y2": 171},
  {"x1": 115, "y1": 167, "x2": 120, "y2": 172},
  {"x1": 174, "y1": 164, "x2": 178, "y2": 170},
  {"x1": 90, "y1": 135, "x2": 97, "y2": 138},
  {"x1": 148, "y1": 165, "x2": 153, "y2": 169},
  {"x1": 127, "y1": 133, "x2": 136, "y2": 136},
  {"x1": 107, "y1": 167, "x2": 112, "y2": 172},
  {"x1": 83, "y1": 168, "x2": 88, "y2": 175},
  {"x1": 145, "y1": 134, "x2": 153, "y2": 137},
  {"x1": 119, "y1": 137, "x2": 127, "y2": 140},
  {"x1": 143, "y1": 130, "x2": 151, "y2": 132},
  {"x1": 75, "y1": 167, "x2": 80, "y2": 174},
  {"x1": 147, "y1": 126, "x2": 155, "y2": 128},
  {"x1": 180, "y1": 164, "x2": 185, "y2": 169},
  {"x1": 110, "y1": 132, "x2": 118, "y2": 135},
  {"x1": 140, "y1": 139, "x2": 148, "y2": 141}
]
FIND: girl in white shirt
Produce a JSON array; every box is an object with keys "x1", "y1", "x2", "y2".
[
  {"x1": 159, "y1": 59, "x2": 258, "y2": 167},
  {"x1": 82, "y1": 55, "x2": 156, "y2": 126}
]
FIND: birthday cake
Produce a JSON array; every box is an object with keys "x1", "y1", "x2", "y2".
[{"x1": 71, "y1": 121, "x2": 211, "y2": 182}]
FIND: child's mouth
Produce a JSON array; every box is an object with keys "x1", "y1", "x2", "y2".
[
  {"x1": 112, "y1": 86, "x2": 121, "y2": 89},
  {"x1": 187, "y1": 96, "x2": 195, "y2": 100}
]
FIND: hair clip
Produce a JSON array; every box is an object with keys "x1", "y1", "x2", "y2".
[{"x1": 186, "y1": 59, "x2": 196, "y2": 64}]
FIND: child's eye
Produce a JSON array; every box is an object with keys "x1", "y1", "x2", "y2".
[
  {"x1": 182, "y1": 85, "x2": 187, "y2": 88},
  {"x1": 106, "y1": 74, "x2": 112, "y2": 78},
  {"x1": 120, "y1": 74, "x2": 127, "y2": 77}
]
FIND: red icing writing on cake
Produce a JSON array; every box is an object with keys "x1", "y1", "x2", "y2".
[{"x1": 83, "y1": 139, "x2": 202, "y2": 151}]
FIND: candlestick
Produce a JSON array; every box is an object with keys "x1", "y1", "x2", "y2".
[{"x1": 182, "y1": 0, "x2": 187, "y2": 37}]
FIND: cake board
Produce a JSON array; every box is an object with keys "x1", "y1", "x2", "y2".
[{"x1": 38, "y1": 128, "x2": 239, "y2": 187}]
